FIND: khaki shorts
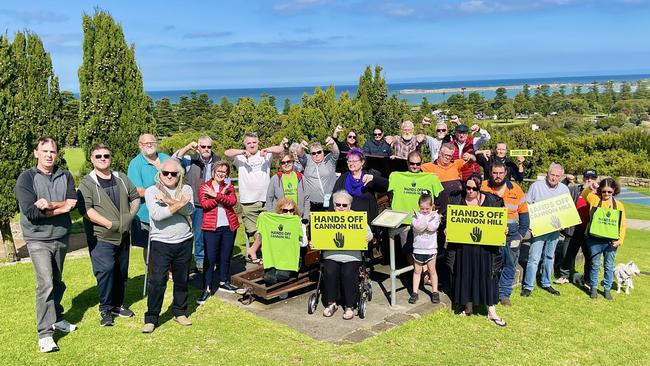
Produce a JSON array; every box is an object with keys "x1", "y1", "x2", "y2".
[{"x1": 241, "y1": 201, "x2": 265, "y2": 236}]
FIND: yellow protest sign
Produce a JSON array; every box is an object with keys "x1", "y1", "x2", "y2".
[
  {"x1": 310, "y1": 212, "x2": 368, "y2": 250},
  {"x1": 510, "y1": 149, "x2": 533, "y2": 157},
  {"x1": 528, "y1": 193, "x2": 582, "y2": 236},
  {"x1": 446, "y1": 205, "x2": 507, "y2": 246}
]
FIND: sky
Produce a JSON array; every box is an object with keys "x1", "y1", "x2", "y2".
[{"x1": 2, "y1": 0, "x2": 650, "y2": 91}]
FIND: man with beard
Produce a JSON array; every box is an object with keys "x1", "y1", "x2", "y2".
[
  {"x1": 128, "y1": 134, "x2": 170, "y2": 262},
  {"x1": 481, "y1": 162, "x2": 529, "y2": 306},
  {"x1": 475, "y1": 142, "x2": 525, "y2": 183},
  {"x1": 173, "y1": 136, "x2": 221, "y2": 272},
  {"x1": 385, "y1": 120, "x2": 426, "y2": 160}
]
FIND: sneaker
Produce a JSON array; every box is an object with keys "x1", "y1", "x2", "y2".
[
  {"x1": 604, "y1": 290, "x2": 613, "y2": 301},
  {"x1": 554, "y1": 277, "x2": 570, "y2": 285},
  {"x1": 38, "y1": 337, "x2": 59, "y2": 353},
  {"x1": 583, "y1": 281, "x2": 591, "y2": 291},
  {"x1": 520, "y1": 289, "x2": 532, "y2": 297},
  {"x1": 196, "y1": 290, "x2": 211, "y2": 305},
  {"x1": 100, "y1": 310, "x2": 114, "y2": 327},
  {"x1": 542, "y1": 286, "x2": 561, "y2": 296},
  {"x1": 219, "y1": 282, "x2": 239, "y2": 293},
  {"x1": 500, "y1": 297, "x2": 512, "y2": 307},
  {"x1": 431, "y1": 292, "x2": 440, "y2": 304},
  {"x1": 408, "y1": 292, "x2": 419, "y2": 304},
  {"x1": 52, "y1": 319, "x2": 77, "y2": 333},
  {"x1": 590, "y1": 288, "x2": 598, "y2": 299},
  {"x1": 111, "y1": 306, "x2": 135, "y2": 318},
  {"x1": 174, "y1": 315, "x2": 192, "y2": 326},
  {"x1": 142, "y1": 323, "x2": 155, "y2": 334}
]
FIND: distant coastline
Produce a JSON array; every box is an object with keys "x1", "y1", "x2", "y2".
[{"x1": 147, "y1": 73, "x2": 650, "y2": 105}]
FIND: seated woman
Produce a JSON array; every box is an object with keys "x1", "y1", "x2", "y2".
[
  {"x1": 449, "y1": 173, "x2": 506, "y2": 327},
  {"x1": 266, "y1": 152, "x2": 310, "y2": 220},
  {"x1": 247, "y1": 197, "x2": 308, "y2": 284},
  {"x1": 321, "y1": 190, "x2": 374, "y2": 320}
]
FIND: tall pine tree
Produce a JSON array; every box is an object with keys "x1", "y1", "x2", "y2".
[{"x1": 78, "y1": 9, "x2": 155, "y2": 173}]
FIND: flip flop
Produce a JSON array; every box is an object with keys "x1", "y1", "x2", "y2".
[
  {"x1": 246, "y1": 255, "x2": 262, "y2": 265},
  {"x1": 488, "y1": 317, "x2": 507, "y2": 327},
  {"x1": 323, "y1": 304, "x2": 338, "y2": 317},
  {"x1": 342, "y1": 308, "x2": 354, "y2": 320}
]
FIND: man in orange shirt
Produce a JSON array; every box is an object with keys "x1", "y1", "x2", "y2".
[{"x1": 481, "y1": 162, "x2": 529, "y2": 306}]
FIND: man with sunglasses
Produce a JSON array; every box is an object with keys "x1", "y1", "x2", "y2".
[
  {"x1": 173, "y1": 136, "x2": 221, "y2": 272},
  {"x1": 362, "y1": 126, "x2": 392, "y2": 157},
  {"x1": 422, "y1": 121, "x2": 452, "y2": 162},
  {"x1": 128, "y1": 134, "x2": 170, "y2": 263},
  {"x1": 78, "y1": 144, "x2": 140, "y2": 326}
]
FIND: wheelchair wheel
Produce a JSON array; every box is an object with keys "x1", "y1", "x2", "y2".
[
  {"x1": 366, "y1": 282, "x2": 373, "y2": 302},
  {"x1": 307, "y1": 293, "x2": 318, "y2": 314},
  {"x1": 358, "y1": 298, "x2": 367, "y2": 319}
]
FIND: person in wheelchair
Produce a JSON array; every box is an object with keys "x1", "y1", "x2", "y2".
[
  {"x1": 321, "y1": 190, "x2": 374, "y2": 320},
  {"x1": 246, "y1": 197, "x2": 308, "y2": 285}
]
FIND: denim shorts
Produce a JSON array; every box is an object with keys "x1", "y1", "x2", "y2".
[{"x1": 412, "y1": 253, "x2": 436, "y2": 264}]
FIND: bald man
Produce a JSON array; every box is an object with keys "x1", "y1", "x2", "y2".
[{"x1": 127, "y1": 134, "x2": 170, "y2": 261}]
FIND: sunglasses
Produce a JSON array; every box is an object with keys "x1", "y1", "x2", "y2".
[
  {"x1": 408, "y1": 161, "x2": 422, "y2": 166},
  {"x1": 373, "y1": 133, "x2": 383, "y2": 136},
  {"x1": 281, "y1": 208, "x2": 296, "y2": 213},
  {"x1": 347, "y1": 135, "x2": 357, "y2": 139},
  {"x1": 466, "y1": 186, "x2": 479, "y2": 192},
  {"x1": 436, "y1": 129, "x2": 447, "y2": 132},
  {"x1": 161, "y1": 171, "x2": 179, "y2": 177},
  {"x1": 281, "y1": 160, "x2": 293, "y2": 165},
  {"x1": 334, "y1": 203, "x2": 349, "y2": 208},
  {"x1": 199, "y1": 145, "x2": 212, "y2": 149},
  {"x1": 94, "y1": 153, "x2": 111, "y2": 159},
  {"x1": 311, "y1": 150, "x2": 323, "y2": 156},
  {"x1": 347, "y1": 159, "x2": 361, "y2": 164},
  {"x1": 601, "y1": 190, "x2": 614, "y2": 194}
]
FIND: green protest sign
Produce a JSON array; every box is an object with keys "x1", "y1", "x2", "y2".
[
  {"x1": 528, "y1": 193, "x2": 581, "y2": 236},
  {"x1": 510, "y1": 149, "x2": 533, "y2": 157}
]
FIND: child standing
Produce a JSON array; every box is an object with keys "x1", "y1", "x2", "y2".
[{"x1": 409, "y1": 193, "x2": 441, "y2": 304}]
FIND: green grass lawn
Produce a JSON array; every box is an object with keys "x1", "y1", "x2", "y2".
[
  {"x1": 623, "y1": 202, "x2": 650, "y2": 221},
  {"x1": 62, "y1": 147, "x2": 85, "y2": 178},
  {"x1": 1, "y1": 230, "x2": 649, "y2": 365}
]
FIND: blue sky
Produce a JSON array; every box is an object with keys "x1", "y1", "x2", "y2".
[{"x1": 2, "y1": 0, "x2": 650, "y2": 91}]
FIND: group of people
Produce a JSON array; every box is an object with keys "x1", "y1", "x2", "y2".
[{"x1": 15, "y1": 115, "x2": 626, "y2": 352}]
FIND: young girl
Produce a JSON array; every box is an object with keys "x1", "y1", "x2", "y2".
[{"x1": 409, "y1": 192, "x2": 441, "y2": 304}]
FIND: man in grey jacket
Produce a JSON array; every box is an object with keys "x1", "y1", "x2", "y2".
[
  {"x1": 78, "y1": 144, "x2": 140, "y2": 327},
  {"x1": 14, "y1": 137, "x2": 78, "y2": 353}
]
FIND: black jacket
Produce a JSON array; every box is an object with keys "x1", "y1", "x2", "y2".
[{"x1": 476, "y1": 154, "x2": 524, "y2": 183}]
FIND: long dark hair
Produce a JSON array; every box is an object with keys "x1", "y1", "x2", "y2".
[{"x1": 598, "y1": 178, "x2": 620, "y2": 196}]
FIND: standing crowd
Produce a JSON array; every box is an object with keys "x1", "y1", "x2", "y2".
[{"x1": 15, "y1": 115, "x2": 627, "y2": 352}]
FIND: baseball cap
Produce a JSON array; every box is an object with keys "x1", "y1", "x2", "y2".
[
  {"x1": 583, "y1": 169, "x2": 597, "y2": 178},
  {"x1": 455, "y1": 124, "x2": 469, "y2": 133}
]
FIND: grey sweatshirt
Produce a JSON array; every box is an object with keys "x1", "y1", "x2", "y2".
[
  {"x1": 145, "y1": 184, "x2": 195, "y2": 244},
  {"x1": 526, "y1": 179, "x2": 570, "y2": 204}
]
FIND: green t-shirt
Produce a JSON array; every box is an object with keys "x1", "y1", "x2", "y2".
[
  {"x1": 281, "y1": 172, "x2": 299, "y2": 206},
  {"x1": 388, "y1": 171, "x2": 444, "y2": 224},
  {"x1": 257, "y1": 212, "x2": 302, "y2": 271}
]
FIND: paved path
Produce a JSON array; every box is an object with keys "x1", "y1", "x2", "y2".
[{"x1": 618, "y1": 187, "x2": 650, "y2": 206}]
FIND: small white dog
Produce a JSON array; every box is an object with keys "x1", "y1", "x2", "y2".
[{"x1": 614, "y1": 261, "x2": 641, "y2": 294}]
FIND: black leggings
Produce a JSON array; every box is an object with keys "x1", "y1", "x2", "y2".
[{"x1": 322, "y1": 259, "x2": 360, "y2": 308}]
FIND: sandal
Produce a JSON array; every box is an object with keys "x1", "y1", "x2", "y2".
[
  {"x1": 323, "y1": 304, "x2": 338, "y2": 317},
  {"x1": 488, "y1": 317, "x2": 507, "y2": 327},
  {"x1": 342, "y1": 307, "x2": 354, "y2": 320},
  {"x1": 246, "y1": 254, "x2": 262, "y2": 265}
]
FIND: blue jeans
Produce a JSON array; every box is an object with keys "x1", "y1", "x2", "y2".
[
  {"x1": 203, "y1": 227, "x2": 237, "y2": 290},
  {"x1": 192, "y1": 208, "x2": 204, "y2": 266},
  {"x1": 499, "y1": 235, "x2": 521, "y2": 299},
  {"x1": 523, "y1": 231, "x2": 560, "y2": 291},
  {"x1": 588, "y1": 237, "x2": 618, "y2": 291}
]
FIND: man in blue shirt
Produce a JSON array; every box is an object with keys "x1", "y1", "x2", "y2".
[{"x1": 127, "y1": 134, "x2": 170, "y2": 262}]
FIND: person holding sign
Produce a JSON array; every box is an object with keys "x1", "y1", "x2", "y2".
[
  {"x1": 267, "y1": 152, "x2": 310, "y2": 220},
  {"x1": 408, "y1": 193, "x2": 441, "y2": 304},
  {"x1": 448, "y1": 174, "x2": 506, "y2": 327},
  {"x1": 521, "y1": 163, "x2": 570, "y2": 297},
  {"x1": 321, "y1": 191, "x2": 374, "y2": 320},
  {"x1": 582, "y1": 179, "x2": 627, "y2": 300},
  {"x1": 247, "y1": 198, "x2": 307, "y2": 284},
  {"x1": 475, "y1": 142, "x2": 525, "y2": 183}
]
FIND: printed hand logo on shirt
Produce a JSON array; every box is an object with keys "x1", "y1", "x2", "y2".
[
  {"x1": 333, "y1": 232, "x2": 345, "y2": 248},
  {"x1": 470, "y1": 227, "x2": 482, "y2": 243},
  {"x1": 411, "y1": 181, "x2": 417, "y2": 188},
  {"x1": 278, "y1": 224, "x2": 283, "y2": 231}
]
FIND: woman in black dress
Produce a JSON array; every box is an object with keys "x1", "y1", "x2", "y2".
[{"x1": 448, "y1": 173, "x2": 506, "y2": 327}]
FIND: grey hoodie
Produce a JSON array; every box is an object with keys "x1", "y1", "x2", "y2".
[{"x1": 78, "y1": 171, "x2": 139, "y2": 245}]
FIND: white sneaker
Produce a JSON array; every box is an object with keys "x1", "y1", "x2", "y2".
[
  {"x1": 554, "y1": 277, "x2": 570, "y2": 285},
  {"x1": 39, "y1": 337, "x2": 59, "y2": 353},
  {"x1": 53, "y1": 319, "x2": 77, "y2": 333}
]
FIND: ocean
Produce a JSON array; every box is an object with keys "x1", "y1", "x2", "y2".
[{"x1": 146, "y1": 73, "x2": 650, "y2": 106}]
